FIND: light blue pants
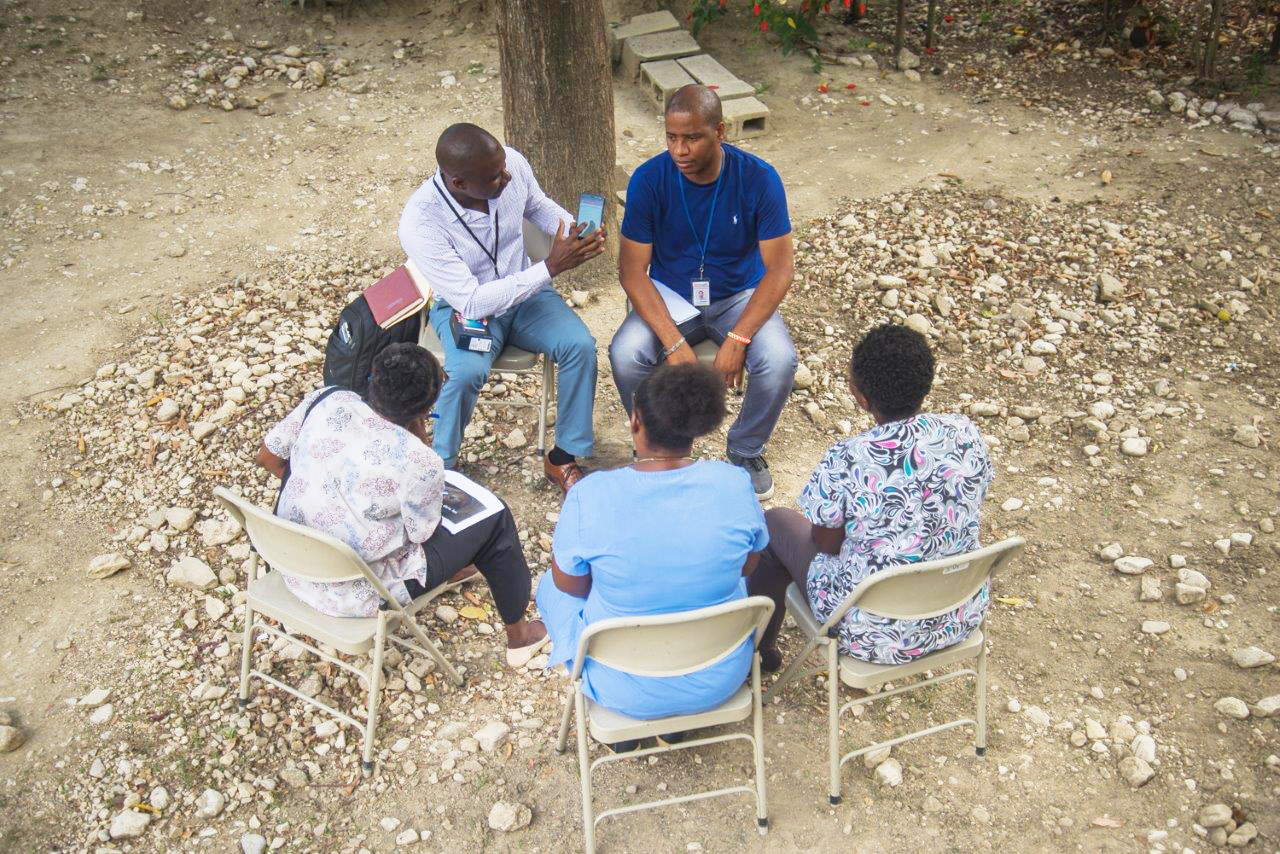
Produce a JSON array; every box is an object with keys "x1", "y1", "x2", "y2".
[
  {"x1": 430, "y1": 288, "x2": 597, "y2": 466},
  {"x1": 608, "y1": 287, "x2": 797, "y2": 459}
]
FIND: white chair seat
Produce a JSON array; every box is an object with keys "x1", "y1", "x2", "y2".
[
  {"x1": 692, "y1": 338, "x2": 719, "y2": 365},
  {"x1": 586, "y1": 684, "x2": 753, "y2": 744},
  {"x1": 418, "y1": 322, "x2": 540, "y2": 371},
  {"x1": 247, "y1": 570, "x2": 380, "y2": 657}
]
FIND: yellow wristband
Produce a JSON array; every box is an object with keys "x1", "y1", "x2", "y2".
[{"x1": 726, "y1": 331, "x2": 751, "y2": 345}]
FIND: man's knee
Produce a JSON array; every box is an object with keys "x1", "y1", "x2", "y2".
[
  {"x1": 445, "y1": 356, "x2": 491, "y2": 391},
  {"x1": 748, "y1": 327, "x2": 797, "y2": 377},
  {"x1": 608, "y1": 321, "x2": 657, "y2": 370}
]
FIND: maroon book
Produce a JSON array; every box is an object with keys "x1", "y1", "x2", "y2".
[{"x1": 364, "y1": 265, "x2": 427, "y2": 329}]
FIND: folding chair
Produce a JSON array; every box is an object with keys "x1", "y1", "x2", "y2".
[
  {"x1": 214, "y1": 487, "x2": 464, "y2": 774},
  {"x1": 764, "y1": 537, "x2": 1025, "y2": 804},
  {"x1": 413, "y1": 220, "x2": 556, "y2": 455},
  {"x1": 554, "y1": 596, "x2": 775, "y2": 854}
]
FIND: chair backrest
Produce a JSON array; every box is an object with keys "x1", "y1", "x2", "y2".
[
  {"x1": 521, "y1": 219, "x2": 551, "y2": 262},
  {"x1": 571, "y1": 596, "x2": 775, "y2": 680},
  {"x1": 826, "y1": 537, "x2": 1025, "y2": 626},
  {"x1": 213, "y1": 487, "x2": 371, "y2": 584}
]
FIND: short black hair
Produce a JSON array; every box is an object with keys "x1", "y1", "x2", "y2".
[
  {"x1": 633, "y1": 363, "x2": 726, "y2": 451},
  {"x1": 665, "y1": 84, "x2": 723, "y2": 128},
  {"x1": 850, "y1": 324, "x2": 935, "y2": 420},
  {"x1": 367, "y1": 343, "x2": 442, "y2": 427},
  {"x1": 435, "y1": 123, "x2": 501, "y2": 176}
]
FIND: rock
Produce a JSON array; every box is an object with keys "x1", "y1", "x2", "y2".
[
  {"x1": 1199, "y1": 803, "x2": 1232, "y2": 828},
  {"x1": 502, "y1": 428, "x2": 527, "y2": 450},
  {"x1": 1098, "y1": 543, "x2": 1124, "y2": 561},
  {"x1": 1130, "y1": 733, "x2": 1156, "y2": 764},
  {"x1": 896, "y1": 48, "x2": 921, "y2": 70},
  {"x1": 155, "y1": 398, "x2": 180, "y2": 421},
  {"x1": 792, "y1": 362, "x2": 814, "y2": 390},
  {"x1": 196, "y1": 788, "x2": 226, "y2": 818},
  {"x1": 862, "y1": 745, "x2": 892, "y2": 770},
  {"x1": 1252, "y1": 695, "x2": 1280, "y2": 717},
  {"x1": 1145, "y1": 90, "x2": 1165, "y2": 108},
  {"x1": 1138, "y1": 575, "x2": 1162, "y2": 601},
  {"x1": 971, "y1": 805, "x2": 991, "y2": 824},
  {"x1": 240, "y1": 833, "x2": 268, "y2": 854},
  {"x1": 474, "y1": 721, "x2": 510, "y2": 752},
  {"x1": 395, "y1": 828, "x2": 421, "y2": 846},
  {"x1": 873, "y1": 757, "x2": 903, "y2": 787},
  {"x1": 1000, "y1": 497, "x2": 1023, "y2": 512},
  {"x1": 165, "y1": 507, "x2": 197, "y2": 531},
  {"x1": 1232, "y1": 424, "x2": 1261, "y2": 448},
  {"x1": 1118, "y1": 755, "x2": 1154, "y2": 788},
  {"x1": 1231, "y1": 646, "x2": 1274, "y2": 669},
  {"x1": 1097, "y1": 272, "x2": 1125, "y2": 303},
  {"x1": 1177, "y1": 568, "x2": 1209, "y2": 590},
  {"x1": 880, "y1": 289, "x2": 899, "y2": 309},
  {"x1": 109, "y1": 809, "x2": 151, "y2": 839},
  {"x1": 89, "y1": 704, "x2": 114, "y2": 725},
  {"x1": 192, "y1": 421, "x2": 217, "y2": 441},
  {"x1": 167, "y1": 94, "x2": 189, "y2": 111},
  {"x1": 1213, "y1": 697, "x2": 1249, "y2": 719},
  {"x1": 1120, "y1": 437, "x2": 1148, "y2": 457},
  {"x1": 79, "y1": 688, "x2": 111, "y2": 707},
  {"x1": 306, "y1": 60, "x2": 327, "y2": 85},
  {"x1": 1140, "y1": 620, "x2": 1170, "y2": 635},
  {"x1": 1227, "y1": 823, "x2": 1257, "y2": 847},
  {"x1": 1168, "y1": 554, "x2": 1187, "y2": 569},
  {"x1": 1024, "y1": 705, "x2": 1051, "y2": 728},
  {"x1": 1084, "y1": 718, "x2": 1107, "y2": 741},
  {"x1": 1175, "y1": 583, "x2": 1206, "y2": 605},
  {"x1": 380, "y1": 817, "x2": 402, "y2": 832},
  {"x1": 1021, "y1": 356, "x2": 1046, "y2": 375},
  {"x1": 149, "y1": 786, "x2": 170, "y2": 810},
  {"x1": 570, "y1": 290, "x2": 590, "y2": 308},
  {"x1": 168, "y1": 556, "x2": 217, "y2": 591},
  {"x1": 435, "y1": 605, "x2": 458, "y2": 624},
  {"x1": 487, "y1": 801, "x2": 532, "y2": 832},
  {"x1": 0, "y1": 725, "x2": 25, "y2": 752},
  {"x1": 198, "y1": 518, "x2": 242, "y2": 546},
  {"x1": 87, "y1": 552, "x2": 130, "y2": 580},
  {"x1": 904, "y1": 313, "x2": 933, "y2": 336},
  {"x1": 1114, "y1": 556, "x2": 1152, "y2": 575}
]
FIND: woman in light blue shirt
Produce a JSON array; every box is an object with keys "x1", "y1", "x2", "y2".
[{"x1": 536, "y1": 363, "x2": 768, "y2": 731}]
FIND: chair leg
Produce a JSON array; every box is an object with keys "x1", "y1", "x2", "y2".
[
  {"x1": 751, "y1": 653, "x2": 769, "y2": 831},
  {"x1": 555, "y1": 687, "x2": 574, "y2": 753},
  {"x1": 537, "y1": 358, "x2": 552, "y2": 457},
  {"x1": 975, "y1": 641, "x2": 988, "y2": 757},
  {"x1": 826, "y1": 639, "x2": 842, "y2": 805},
  {"x1": 237, "y1": 605, "x2": 256, "y2": 707},
  {"x1": 575, "y1": 689, "x2": 595, "y2": 854},
  {"x1": 763, "y1": 636, "x2": 819, "y2": 704},
  {"x1": 398, "y1": 612, "x2": 464, "y2": 686},
  {"x1": 361, "y1": 612, "x2": 388, "y2": 774}
]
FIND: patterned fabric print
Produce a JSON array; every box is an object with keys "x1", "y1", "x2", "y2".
[
  {"x1": 798, "y1": 413, "x2": 994, "y2": 665},
  {"x1": 263, "y1": 388, "x2": 445, "y2": 618}
]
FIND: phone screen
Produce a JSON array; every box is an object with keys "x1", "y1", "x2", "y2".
[{"x1": 576, "y1": 193, "x2": 604, "y2": 236}]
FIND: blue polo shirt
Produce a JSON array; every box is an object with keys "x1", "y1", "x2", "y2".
[{"x1": 621, "y1": 144, "x2": 790, "y2": 303}]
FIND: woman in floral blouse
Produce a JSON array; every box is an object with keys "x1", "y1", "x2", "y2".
[
  {"x1": 255, "y1": 343, "x2": 548, "y2": 667},
  {"x1": 747, "y1": 324, "x2": 993, "y2": 670}
]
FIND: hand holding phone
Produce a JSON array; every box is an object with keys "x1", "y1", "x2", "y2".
[{"x1": 576, "y1": 193, "x2": 604, "y2": 237}]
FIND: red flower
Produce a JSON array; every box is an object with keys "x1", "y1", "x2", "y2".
[
  {"x1": 760, "y1": 19, "x2": 769, "y2": 30},
  {"x1": 818, "y1": 82, "x2": 828, "y2": 93},
  {"x1": 843, "y1": 0, "x2": 851, "y2": 7},
  {"x1": 824, "y1": 1, "x2": 831, "y2": 11},
  {"x1": 944, "y1": 14, "x2": 954, "y2": 22},
  {"x1": 845, "y1": 82, "x2": 857, "y2": 89},
  {"x1": 924, "y1": 46, "x2": 935, "y2": 55},
  {"x1": 719, "y1": 0, "x2": 727, "y2": 6},
  {"x1": 753, "y1": 2, "x2": 761, "y2": 14}
]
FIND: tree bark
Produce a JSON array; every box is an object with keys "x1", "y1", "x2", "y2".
[
  {"x1": 926, "y1": 0, "x2": 938, "y2": 49},
  {"x1": 497, "y1": 0, "x2": 618, "y2": 272},
  {"x1": 1199, "y1": 0, "x2": 1225, "y2": 78},
  {"x1": 894, "y1": 0, "x2": 907, "y2": 67},
  {"x1": 1269, "y1": 10, "x2": 1280, "y2": 61}
]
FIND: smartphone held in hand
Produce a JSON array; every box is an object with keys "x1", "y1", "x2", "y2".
[{"x1": 576, "y1": 193, "x2": 604, "y2": 237}]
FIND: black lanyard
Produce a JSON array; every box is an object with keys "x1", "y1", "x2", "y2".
[{"x1": 434, "y1": 176, "x2": 500, "y2": 277}]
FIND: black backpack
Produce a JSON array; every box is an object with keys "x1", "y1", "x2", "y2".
[{"x1": 322, "y1": 294, "x2": 423, "y2": 398}]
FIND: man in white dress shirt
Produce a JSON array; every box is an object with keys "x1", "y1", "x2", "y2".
[{"x1": 398, "y1": 123, "x2": 604, "y2": 493}]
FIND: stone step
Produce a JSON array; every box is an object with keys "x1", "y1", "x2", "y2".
[
  {"x1": 676, "y1": 54, "x2": 754, "y2": 101},
  {"x1": 640, "y1": 59, "x2": 696, "y2": 108},
  {"x1": 620, "y1": 30, "x2": 701, "y2": 81},
  {"x1": 607, "y1": 10, "x2": 680, "y2": 64},
  {"x1": 722, "y1": 96, "x2": 770, "y2": 140}
]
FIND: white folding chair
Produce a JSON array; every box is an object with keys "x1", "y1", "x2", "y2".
[
  {"x1": 214, "y1": 487, "x2": 464, "y2": 774},
  {"x1": 765, "y1": 538, "x2": 1025, "y2": 804},
  {"x1": 554, "y1": 596, "x2": 775, "y2": 854},
  {"x1": 413, "y1": 220, "x2": 556, "y2": 456}
]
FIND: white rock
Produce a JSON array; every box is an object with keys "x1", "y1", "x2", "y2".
[
  {"x1": 89, "y1": 704, "x2": 114, "y2": 725},
  {"x1": 487, "y1": 801, "x2": 532, "y2": 832},
  {"x1": 1232, "y1": 424, "x2": 1262, "y2": 448},
  {"x1": 1114, "y1": 556, "x2": 1153, "y2": 575},
  {"x1": 196, "y1": 788, "x2": 226, "y2": 819},
  {"x1": 315, "y1": 720, "x2": 340, "y2": 739},
  {"x1": 1023, "y1": 705, "x2": 1051, "y2": 728},
  {"x1": 862, "y1": 745, "x2": 892, "y2": 770},
  {"x1": 192, "y1": 421, "x2": 217, "y2": 441},
  {"x1": 1098, "y1": 543, "x2": 1124, "y2": 561},
  {"x1": 204, "y1": 596, "x2": 228, "y2": 621},
  {"x1": 1168, "y1": 554, "x2": 1187, "y2": 568},
  {"x1": 1252, "y1": 695, "x2": 1280, "y2": 717},
  {"x1": 873, "y1": 757, "x2": 903, "y2": 787},
  {"x1": 1130, "y1": 734, "x2": 1156, "y2": 764},
  {"x1": 1138, "y1": 575, "x2": 1162, "y2": 601},
  {"x1": 1174, "y1": 583, "x2": 1206, "y2": 604},
  {"x1": 1177, "y1": 568, "x2": 1210, "y2": 590},
  {"x1": 240, "y1": 833, "x2": 267, "y2": 854},
  {"x1": 1213, "y1": 697, "x2": 1249, "y2": 719},
  {"x1": 149, "y1": 786, "x2": 170, "y2": 810},
  {"x1": 87, "y1": 553, "x2": 131, "y2": 580},
  {"x1": 1097, "y1": 272, "x2": 1125, "y2": 302},
  {"x1": 1141, "y1": 620, "x2": 1170, "y2": 635},
  {"x1": 502, "y1": 428, "x2": 527, "y2": 450},
  {"x1": 435, "y1": 605, "x2": 458, "y2": 624},
  {"x1": 167, "y1": 556, "x2": 217, "y2": 591},
  {"x1": 1229, "y1": 532, "x2": 1252, "y2": 548},
  {"x1": 1120, "y1": 437, "x2": 1148, "y2": 457},
  {"x1": 379, "y1": 817, "x2": 402, "y2": 832},
  {"x1": 165, "y1": 507, "x2": 197, "y2": 531},
  {"x1": 474, "y1": 721, "x2": 510, "y2": 752},
  {"x1": 109, "y1": 809, "x2": 151, "y2": 839},
  {"x1": 792, "y1": 363, "x2": 814, "y2": 390},
  {"x1": 0, "y1": 725, "x2": 25, "y2": 753},
  {"x1": 1118, "y1": 755, "x2": 1154, "y2": 788},
  {"x1": 1000, "y1": 497, "x2": 1023, "y2": 512},
  {"x1": 1198, "y1": 804, "x2": 1232, "y2": 828},
  {"x1": 198, "y1": 517, "x2": 243, "y2": 546},
  {"x1": 1213, "y1": 538, "x2": 1232, "y2": 556},
  {"x1": 395, "y1": 828, "x2": 421, "y2": 846},
  {"x1": 904, "y1": 313, "x2": 933, "y2": 336},
  {"x1": 1231, "y1": 647, "x2": 1273, "y2": 669}
]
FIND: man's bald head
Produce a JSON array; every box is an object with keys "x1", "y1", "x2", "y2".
[
  {"x1": 665, "y1": 84, "x2": 723, "y2": 129},
  {"x1": 435, "y1": 123, "x2": 502, "y2": 177}
]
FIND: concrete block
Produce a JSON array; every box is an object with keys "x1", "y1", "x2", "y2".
[
  {"x1": 676, "y1": 54, "x2": 754, "y2": 100},
  {"x1": 620, "y1": 30, "x2": 701, "y2": 81},
  {"x1": 641, "y1": 59, "x2": 696, "y2": 108},
  {"x1": 608, "y1": 10, "x2": 680, "y2": 64},
  {"x1": 615, "y1": 189, "x2": 627, "y2": 208},
  {"x1": 722, "y1": 95, "x2": 770, "y2": 140}
]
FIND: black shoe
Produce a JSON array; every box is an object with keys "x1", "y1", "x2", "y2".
[
  {"x1": 607, "y1": 739, "x2": 641, "y2": 753},
  {"x1": 728, "y1": 452, "x2": 775, "y2": 500},
  {"x1": 657, "y1": 731, "x2": 688, "y2": 746}
]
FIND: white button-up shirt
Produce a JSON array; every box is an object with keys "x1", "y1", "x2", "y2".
[{"x1": 398, "y1": 146, "x2": 573, "y2": 319}]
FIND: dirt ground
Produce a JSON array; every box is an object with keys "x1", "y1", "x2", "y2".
[{"x1": 0, "y1": 0, "x2": 1277, "y2": 852}]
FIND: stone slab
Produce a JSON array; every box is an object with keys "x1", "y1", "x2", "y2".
[
  {"x1": 676, "y1": 53, "x2": 754, "y2": 100},
  {"x1": 620, "y1": 30, "x2": 701, "y2": 81},
  {"x1": 608, "y1": 10, "x2": 680, "y2": 64},
  {"x1": 640, "y1": 59, "x2": 696, "y2": 108},
  {"x1": 722, "y1": 95, "x2": 770, "y2": 140}
]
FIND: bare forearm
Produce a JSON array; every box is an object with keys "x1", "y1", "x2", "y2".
[
  {"x1": 255, "y1": 443, "x2": 287, "y2": 479},
  {"x1": 620, "y1": 270, "x2": 684, "y2": 349}
]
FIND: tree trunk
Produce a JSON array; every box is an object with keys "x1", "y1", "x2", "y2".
[
  {"x1": 894, "y1": 0, "x2": 907, "y2": 67},
  {"x1": 926, "y1": 0, "x2": 938, "y2": 49},
  {"x1": 497, "y1": 0, "x2": 618, "y2": 272},
  {"x1": 1269, "y1": 10, "x2": 1280, "y2": 61},
  {"x1": 1199, "y1": 0, "x2": 1225, "y2": 78}
]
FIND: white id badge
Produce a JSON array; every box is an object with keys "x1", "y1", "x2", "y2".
[{"x1": 691, "y1": 279, "x2": 711, "y2": 307}]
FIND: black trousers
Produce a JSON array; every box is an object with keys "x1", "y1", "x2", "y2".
[
  {"x1": 746, "y1": 507, "x2": 818, "y2": 650},
  {"x1": 401, "y1": 505, "x2": 531, "y2": 625}
]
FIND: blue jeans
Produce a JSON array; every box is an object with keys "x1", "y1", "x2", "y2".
[
  {"x1": 608, "y1": 287, "x2": 797, "y2": 458},
  {"x1": 430, "y1": 288, "x2": 597, "y2": 466}
]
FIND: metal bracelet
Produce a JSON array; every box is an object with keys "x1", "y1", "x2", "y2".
[{"x1": 662, "y1": 337, "x2": 687, "y2": 358}]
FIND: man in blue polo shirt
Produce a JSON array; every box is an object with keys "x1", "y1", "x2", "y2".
[{"x1": 609, "y1": 84, "x2": 796, "y2": 499}]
